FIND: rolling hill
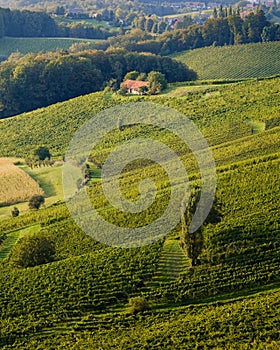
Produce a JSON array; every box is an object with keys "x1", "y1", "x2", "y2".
[
  {"x1": 0, "y1": 76, "x2": 279, "y2": 349},
  {"x1": 174, "y1": 41, "x2": 280, "y2": 80}
]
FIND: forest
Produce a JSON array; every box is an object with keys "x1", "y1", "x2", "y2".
[
  {"x1": 1, "y1": 6, "x2": 279, "y2": 56},
  {"x1": 111, "y1": 10, "x2": 280, "y2": 55},
  {"x1": 0, "y1": 49, "x2": 196, "y2": 118},
  {"x1": 0, "y1": 7, "x2": 117, "y2": 39}
]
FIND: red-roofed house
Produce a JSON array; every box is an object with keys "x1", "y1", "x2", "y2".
[{"x1": 122, "y1": 79, "x2": 149, "y2": 95}]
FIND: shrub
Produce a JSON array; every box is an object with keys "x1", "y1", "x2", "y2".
[
  {"x1": 29, "y1": 195, "x2": 45, "y2": 210},
  {"x1": 11, "y1": 207, "x2": 19, "y2": 217},
  {"x1": 128, "y1": 296, "x2": 151, "y2": 314},
  {"x1": 9, "y1": 233, "x2": 55, "y2": 268}
]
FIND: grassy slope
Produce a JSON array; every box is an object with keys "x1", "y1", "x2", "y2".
[
  {"x1": 0, "y1": 224, "x2": 40, "y2": 261},
  {"x1": 0, "y1": 77, "x2": 279, "y2": 158},
  {"x1": 173, "y1": 41, "x2": 280, "y2": 80}
]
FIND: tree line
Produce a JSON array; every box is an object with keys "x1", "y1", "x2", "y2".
[
  {"x1": 0, "y1": 7, "x2": 117, "y2": 39},
  {"x1": 109, "y1": 10, "x2": 280, "y2": 55},
  {"x1": 0, "y1": 49, "x2": 196, "y2": 119}
]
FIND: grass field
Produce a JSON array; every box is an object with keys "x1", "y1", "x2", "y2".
[
  {"x1": 0, "y1": 37, "x2": 97, "y2": 59},
  {"x1": 174, "y1": 41, "x2": 280, "y2": 80},
  {"x1": 0, "y1": 158, "x2": 44, "y2": 207},
  {"x1": 54, "y1": 16, "x2": 113, "y2": 29}
]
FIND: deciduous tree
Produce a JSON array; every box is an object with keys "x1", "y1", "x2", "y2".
[
  {"x1": 9, "y1": 233, "x2": 55, "y2": 268},
  {"x1": 29, "y1": 194, "x2": 45, "y2": 210}
]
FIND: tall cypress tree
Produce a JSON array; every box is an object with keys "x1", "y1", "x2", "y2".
[{"x1": 181, "y1": 189, "x2": 222, "y2": 267}]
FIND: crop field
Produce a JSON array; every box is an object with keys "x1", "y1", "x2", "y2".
[
  {"x1": 0, "y1": 158, "x2": 44, "y2": 207},
  {"x1": 0, "y1": 163, "x2": 63, "y2": 220},
  {"x1": 0, "y1": 37, "x2": 97, "y2": 59},
  {"x1": 174, "y1": 41, "x2": 280, "y2": 80}
]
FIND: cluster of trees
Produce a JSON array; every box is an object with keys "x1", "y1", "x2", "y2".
[
  {"x1": 118, "y1": 70, "x2": 168, "y2": 95},
  {"x1": 25, "y1": 146, "x2": 53, "y2": 168},
  {"x1": 1, "y1": 6, "x2": 279, "y2": 49},
  {"x1": 0, "y1": 49, "x2": 196, "y2": 118},
  {"x1": 56, "y1": 22, "x2": 117, "y2": 40},
  {"x1": 10, "y1": 194, "x2": 45, "y2": 219},
  {"x1": 132, "y1": 14, "x2": 195, "y2": 33},
  {"x1": 109, "y1": 10, "x2": 279, "y2": 55},
  {"x1": 0, "y1": 7, "x2": 57, "y2": 38},
  {"x1": 132, "y1": 15, "x2": 170, "y2": 34},
  {"x1": 0, "y1": 7, "x2": 117, "y2": 39}
]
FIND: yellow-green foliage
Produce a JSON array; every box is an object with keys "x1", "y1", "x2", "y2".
[{"x1": 0, "y1": 158, "x2": 44, "y2": 206}]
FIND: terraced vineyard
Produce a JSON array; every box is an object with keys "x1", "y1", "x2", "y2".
[
  {"x1": 0, "y1": 76, "x2": 279, "y2": 348},
  {"x1": 174, "y1": 41, "x2": 280, "y2": 80}
]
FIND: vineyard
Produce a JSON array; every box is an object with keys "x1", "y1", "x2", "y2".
[
  {"x1": 0, "y1": 37, "x2": 96, "y2": 59},
  {"x1": 174, "y1": 41, "x2": 280, "y2": 80},
  {"x1": 0, "y1": 76, "x2": 279, "y2": 158},
  {"x1": 0, "y1": 75, "x2": 279, "y2": 348}
]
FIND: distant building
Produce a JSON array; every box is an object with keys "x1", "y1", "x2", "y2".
[
  {"x1": 207, "y1": 2, "x2": 219, "y2": 9},
  {"x1": 122, "y1": 80, "x2": 149, "y2": 95},
  {"x1": 185, "y1": 2, "x2": 206, "y2": 9},
  {"x1": 244, "y1": 3, "x2": 254, "y2": 9}
]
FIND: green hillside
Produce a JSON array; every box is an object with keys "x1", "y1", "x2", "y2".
[
  {"x1": 0, "y1": 77, "x2": 279, "y2": 348},
  {"x1": 1, "y1": 77, "x2": 279, "y2": 158},
  {"x1": 174, "y1": 41, "x2": 280, "y2": 80}
]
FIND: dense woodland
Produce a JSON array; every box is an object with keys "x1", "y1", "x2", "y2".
[
  {"x1": 0, "y1": 49, "x2": 196, "y2": 118},
  {"x1": 0, "y1": 7, "x2": 117, "y2": 39},
  {"x1": 110, "y1": 10, "x2": 280, "y2": 55},
  {"x1": 1, "y1": 6, "x2": 280, "y2": 55}
]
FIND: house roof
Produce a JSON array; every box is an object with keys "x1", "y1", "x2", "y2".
[{"x1": 123, "y1": 79, "x2": 149, "y2": 90}]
